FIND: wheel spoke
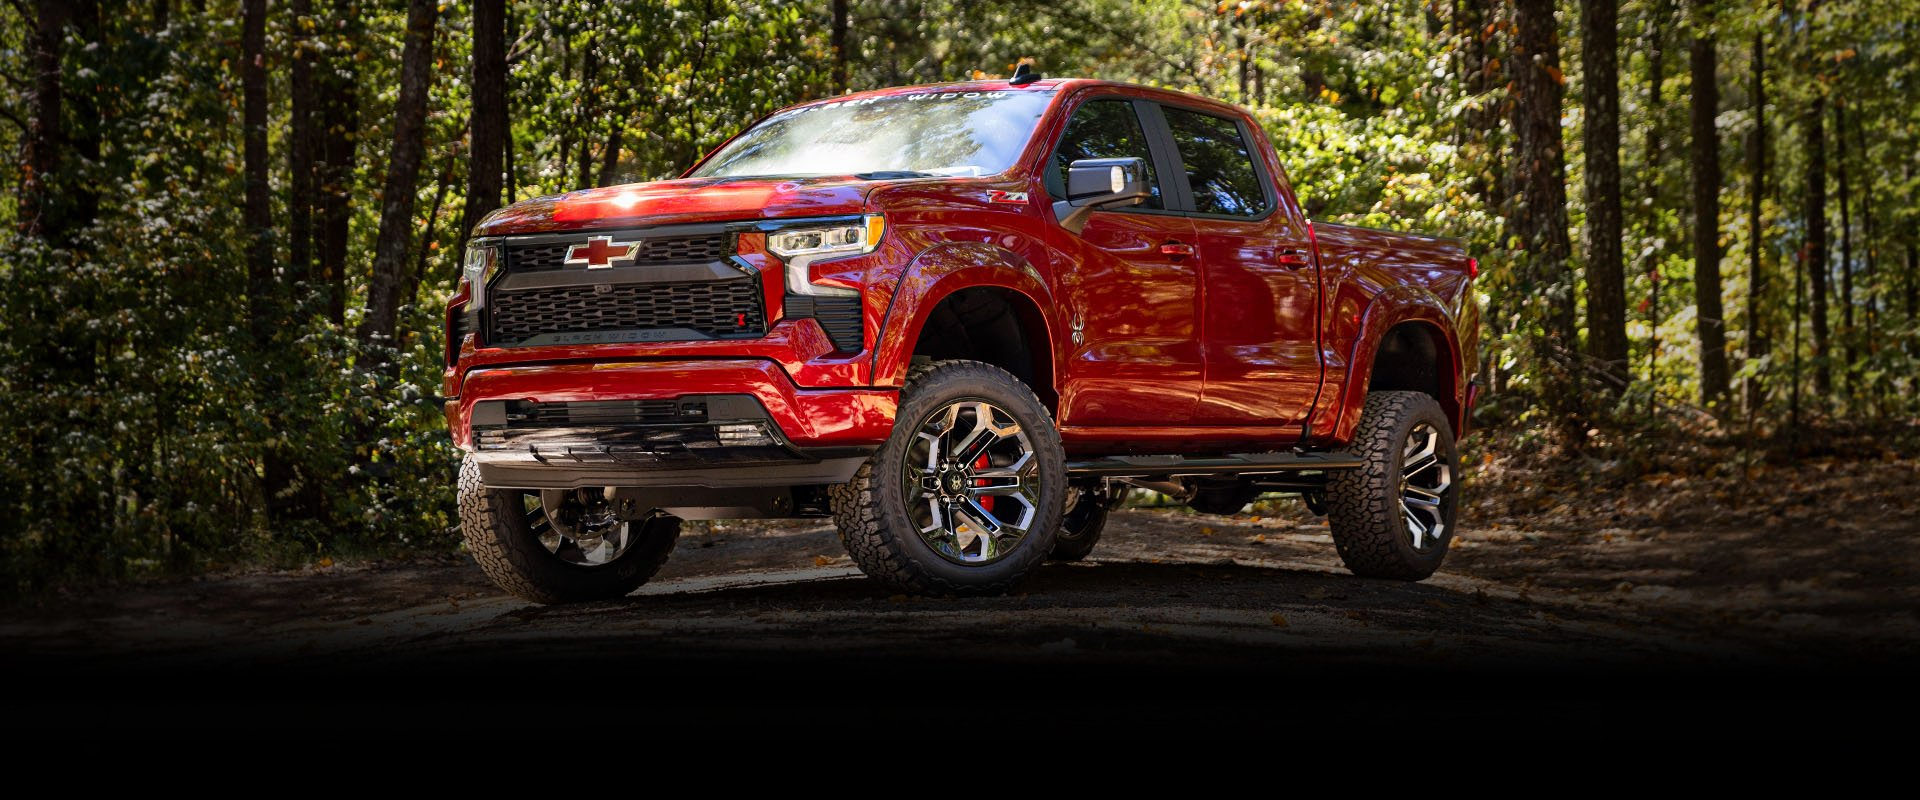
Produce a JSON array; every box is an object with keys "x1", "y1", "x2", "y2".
[
  {"x1": 904, "y1": 397, "x2": 1041, "y2": 565},
  {"x1": 969, "y1": 475, "x2": 1023, "y2": 496},
  {"x1": 958, "y1": 498, "x2": 1003, "y2": 536}
]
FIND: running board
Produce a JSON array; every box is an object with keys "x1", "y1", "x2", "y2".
[{"x1": 1064, "y1": 451, "x2": 1364, "y2": 479}]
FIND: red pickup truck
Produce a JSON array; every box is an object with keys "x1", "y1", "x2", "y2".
[{"x1": 446, "y1": 76, "x2": 1479, "y2": 603}]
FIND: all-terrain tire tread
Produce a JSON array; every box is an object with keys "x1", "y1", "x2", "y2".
[
  {"x1": 1325, "y1": 390, "x2": 1455, "y2": 581},
  {"x1": 458, "y1": 456, "x2": 678, "y2": 604},
  {"x1": 830, "y1": 359, "x2": 1063, "y2": 596}
]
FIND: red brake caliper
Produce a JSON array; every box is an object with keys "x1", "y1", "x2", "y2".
[{"x1": 972, "y1": 453, "x2": 994, "y2": 513}]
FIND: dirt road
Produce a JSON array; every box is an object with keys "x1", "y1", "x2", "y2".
[{"x1": 7, "y1": 456, "x2": 1918, "y2": 735}]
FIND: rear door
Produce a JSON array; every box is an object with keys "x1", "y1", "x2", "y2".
[
  {"x1": 1045, "y1": 97, "x2": 1204, "y2": 427},
  {"x1": 1154, "y1": 103, "x2": 1322, "y2": 430}
]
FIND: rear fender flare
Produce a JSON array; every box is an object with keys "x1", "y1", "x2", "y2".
[{"x1": 1331, "y1": 286, "x2": 1463, "y2": 441}]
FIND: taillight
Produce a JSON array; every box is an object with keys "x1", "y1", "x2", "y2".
[{"x1": 1467, "y1": 257, "x2": 1480, "y2": 280}]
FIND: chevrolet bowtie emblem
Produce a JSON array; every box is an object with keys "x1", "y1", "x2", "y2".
[{"x1": 564, "y1": 235, "x2": 639, "y2": 269}]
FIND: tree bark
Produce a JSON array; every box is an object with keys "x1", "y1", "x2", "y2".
[
  {"x1": 1854, "y1": 110, "x2": 1876, "y2": 353},
  {"x1": 459, "y1": 0, "x2": 507, "y2": 251},
  {"x1": 1506, "y1": 0, "x2": 1583, "y2": 442},
  {"x1": 1581, "y1": 0, "x2": 1628, "y2": 395},
  {"x1": 1639, "y1": 0, "x2": 1669, "y2": 419},
  {"x1": 1834, "y1": 99, "x2": 1852, "y2": 398},
  {"x1": 1451, "y1": 0, "x2": 1502, "y2": 208},
  {"x1": 317, "y1": 0, "x2": 361, "y2": 326},
  {"x1": 1806, "y1": 100, "x2": 1831, "y2": 398},
  {"x1": 21, "y1": 0, "x2": 68, "y2": 241},
  {"x1": 596, "y1": 126, "x2": 623, "y2": 186},
  {"x1": 68, "y1": 0, "x2": 101, "y2": 236},
  {"x1": 1907, "y1": 160, "x2": 1916, "y2": 323},
  {"x1": 1745, "y1": 29, "x2": 1769, "y2": 414},
  {"x1": 830, "y1": 0, "x2": 850, "y2": 93},
  {"x1": 288, "y1": 0, "x2": 317, "y2": 289},
  {"x1": 573, "y1": 44, "x2": 599, "y2": 189},
  {"x1": 355, "y1": 0, "x2": 439, "y2": 358},
  {"x1": 1689, "y1": 13, "x2": 1730, "y2": 409},
  {"x1": 407, "y1": 148, "x2": 458, "y2": 339},
  {"x1": 242, "y1": 0, "x2": 274, "y2": 348}
]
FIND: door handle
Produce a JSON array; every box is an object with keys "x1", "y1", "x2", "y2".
[
  {"x1": 1278, "y1": 248, "x2": 1312, "y2": 269},
  {"x1": 1160, "y1": 241, "x2": 1196, "y2": 260}
]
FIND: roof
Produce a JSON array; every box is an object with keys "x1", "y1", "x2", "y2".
[{"x1": 787, "y1": 78, "x2": 1236, "y2": 114}]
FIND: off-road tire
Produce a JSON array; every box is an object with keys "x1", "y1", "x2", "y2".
[
  {"x1": 1326, "y1": 390, "x2": 1458, "y2": 581},
  {"x1": 458, "y1": 455, "x2": 680, "y2": 604},
  {"x1": 1051, "y1": 485, "x2": 1127, "y2": 561},
  {"x1": 829, "y1": 360, "x2": 1066, "y2": 596}
]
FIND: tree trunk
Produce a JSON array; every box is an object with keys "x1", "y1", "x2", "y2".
[
  {"x1": 1834, "y1": 100, "x2": 1852, "y2": 400},
  {"x1": 355, "y1": 0, "x2": 439, "y2": 358},
  {"x1": 1581, "y1": 0, "x2": 1628, "y2": 396},
  {"x1": 1506, "y1": 0, "x2": 1583, "y2": 443},
  {"x1": 288, "y1": 0, "x2": 318, "y2": 290},
  {"x1": 1806, "y1": 98, "x2": 1831, "y2": 398},
  {"x1": 68, "y1": 0, "x2": 102, "y2": 236},
  {"x1": 459, "y1": 0, "x2": 507, "y2": 252},
  {"x1": 1236, "y1": 20, "x2": 1251, "y2": 101},
  {"x1": 830, "y1": 0, "x2": 850, "y2": 93},
  {"x1": 242, "y1": 0, "x2": 274, "y2": 348},
  {"x1": 1640, "y1": 0, "x2": 1669, "y2": 419},
  {"x1": 1689, "y1": 15, "x2": 1730, "y2": 409},
  {"x1": 317, "y1": 0, "x2": 362, "y2": 326},
  {"x1": 1907, "y1": 160, "x2": 1916, "y2": 323},
  {"x1": 573, "y1": 44, "x2": 599, "y2": 189},
  {"x1": 1451, "y1": 0, "x2": 1502, "y2": 209},
  {"x1": 505, "y1": 6, "x2": 519, "y2": 204},
  {"x1": 1745, "y1": 29, "x2": 1769, "y2": 414},
  {"x1": 596, "y1": 126, "x2": 624, "y2": 187},
  {"x1": 406, "y1": 148, "x2": 458, "y2": 340},
  {"x1": 1854, "y1": 111, "x2": 1875, "y2": 352},
  {"x1": 21, "y1": 0, "x2": 69, "y2": 241}
]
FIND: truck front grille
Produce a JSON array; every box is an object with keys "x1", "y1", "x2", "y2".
[
  {"x1": 504, "y1": 233, "x2": 733, "y2": 271},
  {"x1": 488, "y1": 277, "x2": 766, "y2": 347}
]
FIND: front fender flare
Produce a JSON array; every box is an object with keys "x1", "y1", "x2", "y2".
[{"x1": 868, "y1": 241, "x2": 1056, "y2": 389}]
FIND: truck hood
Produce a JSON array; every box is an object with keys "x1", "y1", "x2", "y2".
[{"x1": 472, "y1": 176, "x2": 876, "y2": 237}]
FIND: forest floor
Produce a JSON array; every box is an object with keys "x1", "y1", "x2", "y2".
[{"x1": 6, "y1": 452, "x2": 1918, "y2": 735}]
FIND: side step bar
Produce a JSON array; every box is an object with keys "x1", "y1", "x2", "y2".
[{"x1": 1064, "y1": 451, "x2": 1364, "y2": 479}]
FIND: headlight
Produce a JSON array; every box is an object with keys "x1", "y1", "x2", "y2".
[
  {"x1": 767, "y1": 215, "x2": 885, "y2": 259},
  {"x1": 768, "y1": 215, "x2": 882, "y2": 298},
  {"x1": 462, "y1": 240, "x2": 501, "y2": 310}
]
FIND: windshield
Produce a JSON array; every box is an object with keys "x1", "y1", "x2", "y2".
[{"x1": 690, "y1": 89, "x2": 1054, "y2": 179}]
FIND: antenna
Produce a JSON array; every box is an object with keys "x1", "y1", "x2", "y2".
[{"x1": 1009, "y1": 63, "x2": 1042, "y2": 86}]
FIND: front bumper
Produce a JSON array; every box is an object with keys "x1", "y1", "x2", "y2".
[{"x1": 448, "y1": 359, "x2": 897, "y2": 489}]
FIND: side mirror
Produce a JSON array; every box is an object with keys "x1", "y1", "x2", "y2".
[{"x1": 1056, "y1": 157, "x2": 1150, "y2": 234}]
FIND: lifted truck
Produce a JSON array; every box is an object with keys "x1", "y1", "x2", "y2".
[{"x1": 446, "y1": 74, "x2": 1480, "y2": 603}]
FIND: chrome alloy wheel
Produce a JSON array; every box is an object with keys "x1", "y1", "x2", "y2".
[
  {"x1": 901, "y1": 399, "x2": 1043, "y2": 565},
  {"x1": 524, "y1": 489, "x2": 635, "y2": 567},
  {"x1": 1398, "y1": 422, "x2": 1454, "y2": 550}
]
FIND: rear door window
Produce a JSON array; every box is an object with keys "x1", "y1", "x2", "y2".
[
  {"x1": 1048, "y1": 99, "x2": 1163, "y2": 210},
  {"x1": 1162, "y1": 106, "x2": 1270, "y2": 217}
]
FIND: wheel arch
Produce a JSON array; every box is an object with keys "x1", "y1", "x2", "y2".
[
  {"x1": 1330, "y1": 290, "x2": 1464, "y2": 442},
  {"x1": 869, "y1": 242, "x2": 1058, "y2": 408}
]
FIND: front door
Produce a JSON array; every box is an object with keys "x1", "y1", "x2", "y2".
[
  {"x1": 1157, "y1": 103, "x2": 1322, "y2": 431},
  {"x1": 1046, "y1": 97, "x2": 1205, "y2": 428}
]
